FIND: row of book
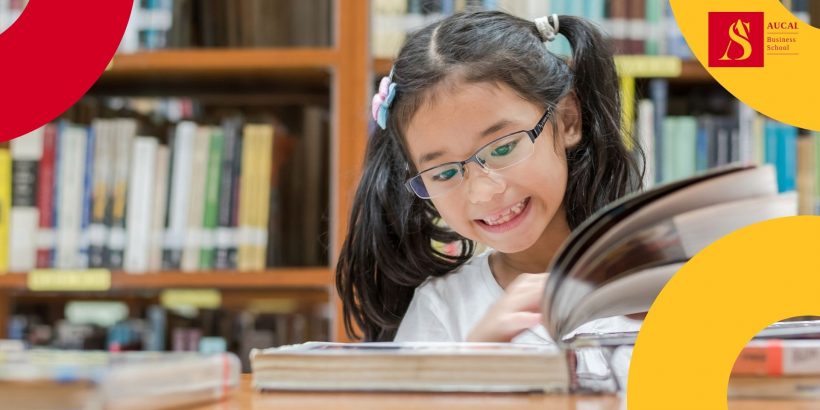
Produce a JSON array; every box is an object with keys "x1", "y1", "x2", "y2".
[
  {"x1": 372, "y1": 0, "x2": 694, "y2": 58},
  {"x1": 0, "y1": 0, "x2": 25, "y2": 34},
  {"x1": 119, "y1": 0, "x2": 332, "y2": 52},
  {"x1": 0, "y1": 109, "x2": 330, "y2": 274},
  {"x1": 10, "y1": 300, "x2": 330, "y2": 372},
  {"x1": 635, "y1": 90, "x2": 819, "y2": 214}
]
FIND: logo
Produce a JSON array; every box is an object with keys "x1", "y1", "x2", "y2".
[{"x1": 708, "y1": 12, "x2": 764, "y2": 67}]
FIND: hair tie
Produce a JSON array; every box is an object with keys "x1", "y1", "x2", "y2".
[
  {"x1": 372, "y1": 68, "x2": 397, "y2": 130},
  {"x1": 534, "y1": 14, "x2": 559, "y2": 42}
]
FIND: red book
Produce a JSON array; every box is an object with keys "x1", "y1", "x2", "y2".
[{"x1": 35, "y1": 124, "x2": 56, "y2": 268}]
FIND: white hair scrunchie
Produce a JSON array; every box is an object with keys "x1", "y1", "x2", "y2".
[{"x1": 534, "y1": 14, "x2": 559, "y2": 42}]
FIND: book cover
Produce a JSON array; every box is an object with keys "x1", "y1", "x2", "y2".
[{"x1": 9, "y1": 128, "x2": 43, "y2": 272}]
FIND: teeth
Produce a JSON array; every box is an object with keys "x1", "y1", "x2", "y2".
[{"x1": 482, "y1": 199, "x2": 527, "y2": 226}]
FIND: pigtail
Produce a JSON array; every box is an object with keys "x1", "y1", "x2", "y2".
[
  {"x1": 335, "y1": 125, "x2": 474, "y2": 341},
  {"x1": 556, "y1": 16, "x2": 645, "y2": 228}
]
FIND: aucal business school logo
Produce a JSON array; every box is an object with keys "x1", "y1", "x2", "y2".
[{"x1": 708, "y1": 12, "x2": 764, "y2": 67}]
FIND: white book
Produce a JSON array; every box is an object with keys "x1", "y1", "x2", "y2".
[
  {"x1": 181, "y1": 126, "x2": 210, "y2": 272},
  {"x1": 637, "y1": 99, "x2": 655, "y2": 189},
  {"x1": 163, "y1": 121, "x2": 196, "y2": 269},
  {"x1": 148, "y1": 145, "x2": 169, "y2": 272},
  {"x1": 9, "y1": 127, "x2": 44, "y2": 272},
  {"x1": 55, "y1": 125, "x2": 87, "y2": 269},
  {"x1": 88, "y1": 119, "x2": 113, "y2": 269},
  {"x1": 105, "y1": 119, "x2": 136, "y2": 270},
  {"x1": 124, "y1": 138, "x2": 158, "y2": 273}
]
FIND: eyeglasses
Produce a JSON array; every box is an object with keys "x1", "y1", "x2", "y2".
[{"x1": 405, "y1": 106, "x2": 554, "y2": 199}]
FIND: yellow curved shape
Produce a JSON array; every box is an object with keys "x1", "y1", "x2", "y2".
[
  {"x1": 671, "y1": 0, "x2": 820, "y2": 130},
  {"x1": 628, "y1": 216, "x2": 820, "y2": 409}
]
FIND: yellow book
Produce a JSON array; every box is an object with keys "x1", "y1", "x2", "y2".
[
  {"x1": 238, "y1": 126, "x2": 257, "y2": 271},
  {"x1": 255, "y1": 125, "x2": 274, "y2": 270},
  {"x1": 0, "y1": 149, "x2": 11, "y2": 273}
]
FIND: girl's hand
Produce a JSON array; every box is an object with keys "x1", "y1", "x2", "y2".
[{"x1": 467, "y1": 273, "x2": 548, "y2": 343}]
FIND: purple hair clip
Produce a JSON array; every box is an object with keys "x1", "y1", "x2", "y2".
[{"x1": 371, "y1": 68, "x2": 397, "y2": 130}]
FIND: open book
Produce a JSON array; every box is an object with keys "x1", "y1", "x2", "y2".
[
  {"x1": 0, "y1": 350, "x2": 240, "y2": 410},
  {"x1": 543, "y1": 164, "x2": 795, "y2": 344}
]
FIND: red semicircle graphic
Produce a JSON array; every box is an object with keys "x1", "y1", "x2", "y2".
[{"x1": 0, "y1": 0, "x2": 134, "y2": 142}]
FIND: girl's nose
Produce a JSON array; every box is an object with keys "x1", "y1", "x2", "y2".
[{"x1": 465, "y1": 162, "x2": 506, "y2": 204}]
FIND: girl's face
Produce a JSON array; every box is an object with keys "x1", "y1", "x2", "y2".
[{"x1": 404, "y1": 81, "x2": 581, "y2": 253}]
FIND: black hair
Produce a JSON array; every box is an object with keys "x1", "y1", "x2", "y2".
[{"x1": 336, "y1": 11, "x2": 644, "y2": 341}]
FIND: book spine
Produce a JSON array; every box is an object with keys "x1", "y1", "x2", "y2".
[
  {"x1": 228, "y1": 132, "x2": 243, "y2": 269},
  {"x1": 199, "y1": 128, "x2": 224, "y2": 270},
  {"x1": 733, "y1": 340, "x2": 820, "y2": 376},
  {"x1": 237, "y1": 126, "x2": 255, "y2": 271},
  {"x1": 254, "y1": 125, "x2": 274, "y2": 270},
  {"x1": 36, "y1": 124, "x2": 57, "y2": 269},
  {"x1": 214, "y1": 118, "x2": 239, "y2": 270},
  {"x1": 56, "y1": 126, "x2": 87, "y2": 269},
  {"x1": 88, "y1": 120, "x2": 111, "y2": 269},
  {"x1": 181, "y1": 126, "x2": 210, "y2": 272},
  {"x1": 105, "y1": 119, "x2": 135, "y2": 270},
  {"x1": 163, "y1": 121, "x2": 196, "y2": 270},
  {"x1": 0, "y1": 149, "x2": 11, "y2": 273},
  {"x1": 148, "y1": 145, "x2": 170, "y2": 272},
  {"x1": 10, "y1": 128, "x2": 43, "y2": 272},
  {"x1": 124, "y1": 137, "x2": 158, "y2": 273},
  {"x1": 78, "y1": 125, "x2": 96, "y2": 268}
]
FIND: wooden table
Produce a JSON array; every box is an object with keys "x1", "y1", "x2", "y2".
[{"x1": 190, "y1": 375, "x2": 820, "y2": 410}]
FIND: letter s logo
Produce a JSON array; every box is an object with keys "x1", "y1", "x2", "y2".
[{"x1": 720, "y1": 19, "x2": 753, "y2": 61}]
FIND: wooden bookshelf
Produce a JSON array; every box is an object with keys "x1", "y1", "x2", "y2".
[
  {"x1": 0, "y1": 0, "x2": 370, "y2": 342},
  {"x1": 375, "y1": 57, "x2": 712, "y2": 82},
  {"x1": 0, "y1": 268, "x2": 333, "y2": 291}
]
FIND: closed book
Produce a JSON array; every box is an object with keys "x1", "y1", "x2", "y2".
[
  {"x1": 214, "y1": 117, "x2": 241, "y2": 270},
  {"x1": 0, "y1": 350, "x2": 240, "y2": 410},
  {"x1": 55, "y1": 125, "x2": 87, "y2": 269},
  {"x1": 181, "y1": 126, "x2": 210, "y2": 272},
  {"x1": 35, "y1": 124, "x2": 57, "y2": 268},
  {"x1": 124, "y1": 137, "x2": 158, "y2": 273},
  {"x1": 252, "y1": 342, "x2": 570, "y2": 393},
  {"x1": 148, "y1": 145, "x2": 170, "y2": 272},
  {"x1": 9, "y1": 128, "x2": 43, "y2": 272},
  {"x1": 0, "y1": 149, "x2": 10, "y2": 273},
  {"x1": 199, "y1": 127, "x2": 224, "y2": 270},
  {"x1": 163, "y1": 121, "x2": 196, "y2": 270},
  {"x1": 88, "y1": 119, "x2": 113, "y2": 269},
  {"x1": 105, "y1": 119, "x2": 136, "y2": 270}
]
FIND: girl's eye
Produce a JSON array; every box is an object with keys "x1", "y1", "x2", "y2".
[
  {"x1": 491, "y1": 141, "x2": 518, "y2": 157},
  {"x1": 432, "y1": 167, "x2": 459, "y2": 182}
]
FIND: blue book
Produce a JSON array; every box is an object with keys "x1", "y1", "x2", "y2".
[
  {"x1": 649, "y1": 79, "x2": 668, "y2": 183},
  {"x1": 777, "y1": 123, "x2": 797, "y2": 193},
  {"x1": 79, "y1": 125, "x2": 95, "y2": 268}
]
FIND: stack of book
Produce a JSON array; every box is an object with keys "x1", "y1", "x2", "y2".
[{"x1": 0, "y1": 350, "x2": 240, "y2": 410}]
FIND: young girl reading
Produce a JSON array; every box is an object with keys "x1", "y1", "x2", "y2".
[{"x1": 336, "y1": 11, "x2": 644, "y2": 346}]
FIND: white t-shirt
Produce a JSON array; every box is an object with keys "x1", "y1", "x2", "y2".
[{"x1": 394, "y1": 249, "x2": 642, "y2": 391}]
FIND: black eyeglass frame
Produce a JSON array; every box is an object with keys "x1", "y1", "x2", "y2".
[{"x1": 404, "y1": 105, "x2": 556, "y2": 199}]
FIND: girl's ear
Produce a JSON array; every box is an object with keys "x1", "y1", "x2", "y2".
[{"x1": 556, "y1": 92, "x2": 582, "y2": 149}]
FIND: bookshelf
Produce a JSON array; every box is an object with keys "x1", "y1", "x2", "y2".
[
  {"x1": 375, "y1": 57, "x2": 714, "y2": 83},
  {"x1": 0, "y1": 0, "x2": 370, "y2": 344}
]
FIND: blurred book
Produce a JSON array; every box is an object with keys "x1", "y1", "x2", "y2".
[
  {"x1": 252, "y1": 342, "x2": 570, "y2": 393},
  {"x1": 0, "y1": 350, "x2": 239, "y2": 410}
]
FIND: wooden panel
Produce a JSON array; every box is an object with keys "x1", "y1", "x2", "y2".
[
  {"x1": 0, "y1": 268, "x2": 332, "y2": 291},
  {"x1": 332, "y1": 0, "x2": 371, "y2": 342}
]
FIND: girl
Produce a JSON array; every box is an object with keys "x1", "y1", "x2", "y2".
[{"x1": 336, "y1": 11, "x2": 644, "y2": 345}]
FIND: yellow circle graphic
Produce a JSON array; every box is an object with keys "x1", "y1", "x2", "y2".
[
  {"x1": 671, "y1": 0, "x2": 820, "y2": 131},
  {"x1": 628, "y1": 216, "x2": 820, "y2": 409}
]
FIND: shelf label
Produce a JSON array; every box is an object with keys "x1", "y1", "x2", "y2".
[
  {"x1": 160, "y1": 289, "x2": 222, "y2": 309},
  {"x1": 615, "y1": 55, "x2": 682, "y2": 78},
  {"x1": 28, "y1": 269, "x2": 112, "y2": 292}
]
